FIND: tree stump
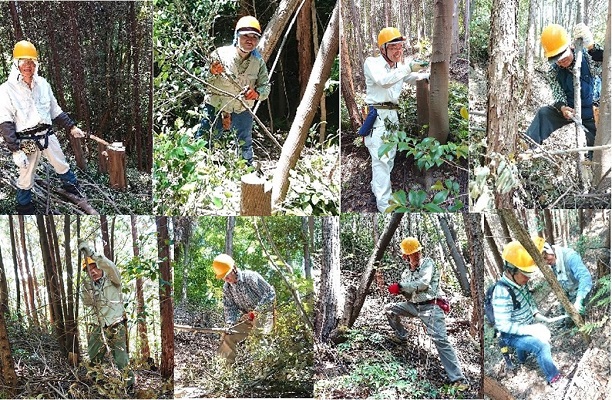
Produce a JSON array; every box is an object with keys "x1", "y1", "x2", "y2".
[
  {"x1": 98, "y1": 142, "x2": 108, "y2": 173},
  {"x1": 107, "y1": 142, "x2": 127, "y2": 190},
  {"x1": 416, "y1": 79, "x2": 430, "y2": 132},
  {"x1": 240, "y1": 173, "x2": 272, "y2": 215}
]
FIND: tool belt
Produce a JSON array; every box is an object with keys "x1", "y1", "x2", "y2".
[
  {"x1": 415, "y1": 298, "x2": 450, "y2": 313},
  {"x1": 17, "y1": 124, "x2": 54, "y2": 153},
  {"x1": 369, "y1": 102, "x2": 399, "y2": 110}
]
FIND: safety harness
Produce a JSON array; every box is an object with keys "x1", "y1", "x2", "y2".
[{"x1": 18, "y1": 123, "x2": 54, "y2": 154}]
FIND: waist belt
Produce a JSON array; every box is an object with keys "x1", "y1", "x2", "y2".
[
  {"x1": 17, "y1": 125, "x2": 54, "y2": 151},
  {"x1": 369, "y1": 102, "x2": 399, "y2": 110},
  {"x1": 415, "y1": 299, "x2": 436, "y2": 306}
]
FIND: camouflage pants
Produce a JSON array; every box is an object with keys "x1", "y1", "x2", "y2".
[{"x1": 88, "y1": 323, "x2": 134, "y2": 386}]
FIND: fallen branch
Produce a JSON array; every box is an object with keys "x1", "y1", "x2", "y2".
[
  {"x1": 174, "y1": 324, "x2": 237, "y2": 335},
  {"x1": 518, "y1": 145, "x2": 612, "y2": 161}
]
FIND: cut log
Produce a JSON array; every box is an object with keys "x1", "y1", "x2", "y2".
[
  {"x1": 483, "y1": 375, "x2": 515, "y2": 400},
  {"x1": 107, "y1": 142, "x2": 127, "y2": 190},
  {"x1": 240, "y1": 173, "x2": 272, "y2": 216}
]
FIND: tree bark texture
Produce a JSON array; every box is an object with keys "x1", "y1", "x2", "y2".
[
  {"x1": 8, "y1": 217, "x2": 20, "y2": 317},
  {"x1": 63, "y1": 216, "x2": 79, "y2": 363},
  {"x1": 241, "y1": 173, "x2": 272, "y2": 216},
  {"x1": 439, "y1": 216, "x2": 471, "y2": 296},
  {"x1": 593, "y1": 4, "x2": 611, "y2": 190},
  {"x1": 131, "y1": 215, "x2": 151, "y2": 362},
  {"x1": 0, "y1": 308, "x2": 18, "y2": 397},
  {"x1": 156, "y1": 216, "x2": 174, "y2": 379},
  {"x1": 297, "y1": 0, "x2": 313, "y2": 97},
  {"x1": 0, "y1": 244, "x2": 8, "y2": 316},
  {"x1": 340, "y1": 27, "x2": 362, "y2": 133},
  {"x1": 483, "y1": 214, "x2": 504, "y2": 276},
  {"x1": 272, "y1": 2, "x2": 339, "y2": 207},
  {"x1": 225, "y1": 216, "x2": 235, "y2": 256},
  {"x1": 348, "y1": 213, "x2": 404, "y2": 327},
  {"x1": 258, "y1": 0, "x2": 303, "y2": 63},
  {"x1": 429, "y1": 0, "x2": 452, "y2": 144},
  {"x1": 316, "y1": 217, "x2": 341, "y2": 343}
]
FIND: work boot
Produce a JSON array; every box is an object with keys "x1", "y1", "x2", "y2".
[
  {"x1": 62, "y1": 182, "x2": 85, "y2": 198},
  {"x1": 388, "y1": 334, "x2": 408, "y2": 345},
  {"x1": 15, "y1": 202, "x2": 36, "y2": 215},
  {"x1": 449, "y1": 379, "x2": 469, "y2": 391}
]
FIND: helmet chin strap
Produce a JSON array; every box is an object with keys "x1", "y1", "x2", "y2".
[{"x1": 237, "y1": 44, "x2": 251, "y2": 55}]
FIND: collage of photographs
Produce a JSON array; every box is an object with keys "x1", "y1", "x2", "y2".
[{"x1": 0, "y1": 0, "x2": 609, "y2": 399}]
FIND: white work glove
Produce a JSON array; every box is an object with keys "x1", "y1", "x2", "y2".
[
  {"x1": 573, "y1": 296, "x2": 585, "y2": 314},
  {"x1": 12, "y1": 150, "x2": 29, "y2": 169},
  {"x1": 70, "y1": 126, "x2": 85, "y2": 138},
  {"x1": 573, "y1": 23, "x2": 594, "y2": 48},
  {"x1": 533, "y1": 313, "x2": 553, "y2": 323},
  {"x1": 416, "y1": 72, "x2": 430, "y2": 81},
  {"x1": 78, "y1": 239, "x2": 93, "y2": 257},
  {"x1": 522, "y1": 323, "x2": 551, "y2": 343}
]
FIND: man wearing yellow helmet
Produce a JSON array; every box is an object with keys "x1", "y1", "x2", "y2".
[
  {"x1": 491, "y1": 239, "x2": 563, "y2": 385},
  {"x1": 526, "y1": 23, "x2": 603, "y2": 158},
  {"x1": 363, "y1": 28, "x2": 429, "y2": 212},
  {"x1": 0, "y1": 40, "x2": 86, "y2": 214},
  {"x1": 78, "y1": 239, "x2": 134, "y2": 389},
  {"x1": 212, "y1": 253, "x2": 276, "y2": 363},
  {"x1": 197, "y1": 16, "x2": 271, "y2": 166},
  {"x1": 385, "y1": 237, "x2": 467, "y2": 389}
]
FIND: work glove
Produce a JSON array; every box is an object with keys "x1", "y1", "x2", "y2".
[
  {"x1": 210, "y1": 60, "x2": 224, "y2": 75},
  {"x1": 70, "y1": 126, "x2": 85, "y2": 138},
  {"x1": 573, "y1": 296, "x2": 585, "y2": 315},
  {"x1": 244, "y1": 87, "x2": 259, "y2": 101},
  {"x1": 78, "y1": 239, "x2": 93, "y2": 257},
  {"x1": 12, "y1": 150, "x2": 29, "y2": 169},
  {"x1": 248, "y1": 311, "x2": 256, "y2": 321},
  {"x1": 522, "y1": 323, "x2": 551, "y2": 343},
  {"x1": 410, "y1": 60, "x2": 429, "y2": 72},
  {"x1": 388, "y1": 282, "x2": 401, "y2": 295},
  {"x1": 416, "y1": 72, "x2": 430, "y2": 81},
  {"x1": 573, "y1": 23, "x2": 594, "y2": 48}
]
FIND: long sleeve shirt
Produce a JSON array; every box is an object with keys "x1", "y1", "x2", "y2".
[
  {"x1": 206, "y1": 45, "x2": 271, "y2": 113},
  {"x1": 551, "y1": 245, "x2": 593, "y2": 299},
  {"x1": 363, "y1": 55, "x2": 422, "y2": 105},
  {"x1": 81, "y1": 253, "x2": 125, "y2": 328},
  {"x1": 492, "y1": 275, "x2": 538, "y2": 335},
  {"x1": 399, "y1": 257, "x2": 444, "y2": 303},
  {"x1": 223, "y1": 269, "x2": 276, "y2": 325}
]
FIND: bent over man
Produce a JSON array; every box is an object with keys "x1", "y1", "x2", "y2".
[
  {"x1": 385, "y1": 237, "x2": 467, "y2": 388},
  {"x1": 0, "y1": 40, "x2": 85, "y2": 214},
  {"x1": 79, "y1": 240, "x2": 134, "y2": 388},
  {"x1": 212, "y1": 253, "x2": 276, "y2": 364}
]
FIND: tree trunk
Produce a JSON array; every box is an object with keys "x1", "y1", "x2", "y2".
[
  {"x1": 593, "y1": 4, "x2": 611, "y2": 190},
  {"x1": 439, "y1": 216, "x2": 471, "y2": 296},
  {"x1": 498, "y1": 209, "x2": 589, "y2": 342},
  {"x1": 544, "y1": 209, "x2": 555, "y2": 243},
  {"x1": 524, "y1": 0, "x2": 536, "y2": 101},
  {"x1": 156, "y1": 217, "x2": 174, "y2": 379},
  {"x1": 63, "y1": 216, "x2": 79, "y2": 363},
  {"x1": 428, "y1": 0, "x2": 452, "y2": 144},
  {"x1": 0, "y1": 244, "x2": 8, "y2": 316},
  {"x1": 348, "y1": 213, "x2": 404, "y2": 327},
  {"x1": 315, "y1": 217, "x2": 341, "y2": 343},
  {"x1": 483, "y1": 375, "x2": 514, "y2": 400},
  {"x1": 272, "y1": 2, "x2": 339, "y2": 207},
  {"x1": 240, "y1": 173, "x2": 272, "y2": 216},
  {"x1": 297, "y1": 0, "x2": 313, "y2": 97},
  {"x1": 450, "y1": 0, "x2": 460, "y2": 62},
  {"x1": 8, "y1": 217, "x2": 20, "y2": 318},
  {"x1": 0, "y1": 308, "x2": 18, "y2": 397},
  {"x1": 302, "y1": 217, "x2": 312, "y2": 279},
  {"x1": 340, "y1": 22, "x2": 362, "y2": 133},
  {"x1": 486, "y1": 0, "x2": 519, "y2": 207},
  {"x1": 47, "y1": 216, "x2": 69, "y2": 337},
  {"x1": 18, "y1": 216, "x2": 39, "y2": 327},
  {"x1": 483, "y1": 214, "x2": 504, "y2": 276},
  {"x1": 131, "y1": 215, "x2": 151, "y2": 363},
  {"x1": 8, "y1": 1, "x2": 23, "y2": 40},
  {"x1": 258, "y1": 0, "x2": 303, "y2": 63},
  {"x1": 225, "y1": 216, "x2": 235, "y2": 256},
  {"x1": 463, "y1": 212, "x2": 484, "y2": 344},
  {"x1": 100, "y1": 215, "x2": 113, "y2": 261}
]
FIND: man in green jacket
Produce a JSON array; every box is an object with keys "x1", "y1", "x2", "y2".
[{"x1": 79, "y1": 240, "x2": 134, "y2": 389}]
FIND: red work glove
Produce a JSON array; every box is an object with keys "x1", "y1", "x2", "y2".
[
  {"x1": 244, "y1": 87, "x2": 259, "y2": 100},
  {"x1": 210, "y1": 60, "x2": 224, "y2": 75},
  {"x1": 388, "y1": 282, "x2": 401, "y2": 295},
  {"x1": 248, "y1": 311, "x2": 256, "y2": 321}
]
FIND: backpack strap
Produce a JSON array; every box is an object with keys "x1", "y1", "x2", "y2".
[{"x1": 496, "y1": 280, "x2": 520, "y2": 311}]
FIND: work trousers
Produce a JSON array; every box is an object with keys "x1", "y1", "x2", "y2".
[
  {"x1": 526, "y1": 105, "x2": 596, "y2": 149},
  {"x1": 385, "y1": 301, "x2": 465, "y2": 382},
  {"x1": 197, "y1": 104, "x2": 254, "y2": 164},
  {"x1": 88, "y1": 323, "x2": 134, "y2": 386},
  {"x1": 501, "y1": 332, "x2": 559, "y2": 383},
  {"x1": 364, "y1": 109, "x2": 398, "y2": 213},
  {"x1": 15, "y1": 134, "x2": 77, "y2": 205},
  {"x1": 217, "y1": 312, "x2": 273, "y2": 364}
]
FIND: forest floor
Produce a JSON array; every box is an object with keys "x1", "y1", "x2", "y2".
[
  {"x1": 0, "y1": 144, "x2": 152, "y2": 215},
  {"x1": 341, "y1": 55, "x2": 469, "y2": 214},
  {"x1": 5, "y1": 318, "x2": 171, "y2": 399},
  {"x1": 484, "y1": 212, "x2": 611, "y2": 399},
  {"x1": 315, "y1": 270, "x2": 482, "y2": 399},
  {"x1": 469, "y1": 62, "x2": 610, "y2": 209}
]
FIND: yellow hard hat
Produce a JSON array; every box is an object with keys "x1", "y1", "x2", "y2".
[
  {"x1": 378, "y1": 27, "x2": 405, "y2": 48},
  {"x1": 541, "y1": 24, "x2": 570, "y2": 59},
  {"x1": 502, "y1": 240, "x2": 538, "y2": 274},
  {"x1": 531, "y1": 235, "x2": 546, "y2": 253},
  {"x1": 82, "y1": 256, "x2": 96, "y2": 271},
  {"x1": 13, "y1": 40, "x2": 38, "y2": 60},
  {"x1": 400, "y1": 237, "x2": 422, "y2": 255},
  {"x1": 212, "y1": 254, "x2": 235, "y2": 279},
  {"x1": 236, "y1": 16, "x2": 262, "y2": 36}
]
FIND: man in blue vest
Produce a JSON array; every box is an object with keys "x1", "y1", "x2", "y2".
[{"x1": 526, "y1": 23, "x2": 603, "y2": 157}]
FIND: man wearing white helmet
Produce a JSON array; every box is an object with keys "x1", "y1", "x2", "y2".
[
  {"x1": 0, "y1": 40, "x2": 86, "y2": 214},
  {"x1": 542, "y1": 242, "x2": 592, "y2": 315},
  {"x1": 212, "y1": 253, "x2": 276, "y2": 363},
  {"x1": 362, "y1": 27, "x2": 429, "y2": 212},
  {"x1": 197, "y1": 16, "x2": 271, "y2": 166}
]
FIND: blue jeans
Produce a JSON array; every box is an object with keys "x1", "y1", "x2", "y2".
[
  {"x1": 502, "y1": 332, "x2": 559, "y2": 382},
  {"x1": 196, "y1": 104, "x2": 254, "y2": 163}
]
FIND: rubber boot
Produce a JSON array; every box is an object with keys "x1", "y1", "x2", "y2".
[
  {"x1": 62, "y1": 181, "x2": 85, "y2": 198},
  {"x1": 15, "y1": 202, "x2": 36, "y2": 215}
]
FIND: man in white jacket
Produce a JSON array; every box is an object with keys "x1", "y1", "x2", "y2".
[
  {"x1": 0, "y1": 40, "x2": 85, "y2": 214},
  {"x1": 363, "y1": 28, "x2": 429, "y2": 212},
  {"x1": 79, "y1": 239, "x2": 134, "y2": 389}
]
